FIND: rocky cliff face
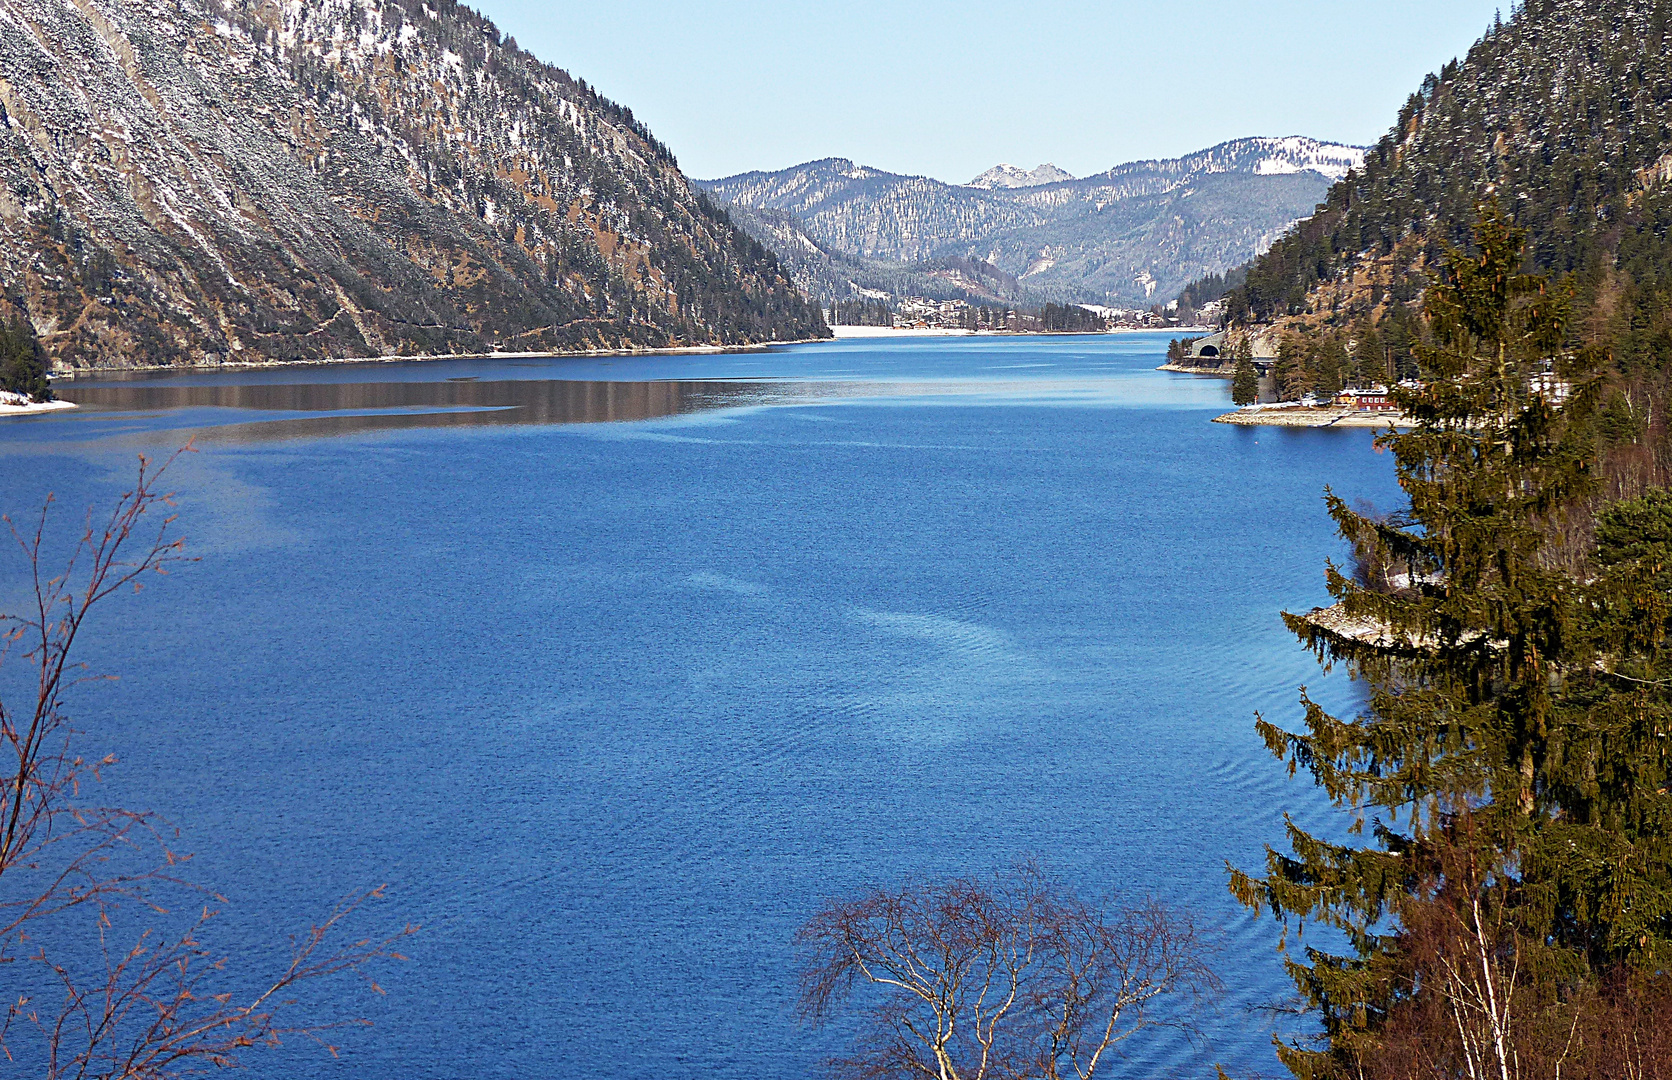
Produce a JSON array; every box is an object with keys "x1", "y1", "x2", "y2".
[
  {"x1": 698, "y1": 138, "x2": 1365, "y2": 306},
  {"x1": 0, "y1": 0, "x2": 825, "y2": 370}
]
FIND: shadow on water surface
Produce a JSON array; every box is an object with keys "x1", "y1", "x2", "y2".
[{"x1": 52, "y1": 372, "x2": 1198, "y2": 443}]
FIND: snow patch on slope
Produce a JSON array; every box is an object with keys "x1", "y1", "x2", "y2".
[{"x1": 1251, "y1": 136, "x2": 1366, "y2": 181}]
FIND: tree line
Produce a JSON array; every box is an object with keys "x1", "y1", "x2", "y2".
[
  {"x1": 1265, "y1": 310, "x2": 1420, "y2": 400},
  {"x1": 1176, "y1": 266, "x2": 1246, "y2": 324},
  {"x1": 828, "y1": 302, "x2": 1110, "y2": 333},
  {"x1": 1037, "y1": 302, "x2": 1107, "y2": 332},
  {"x1": 826, "y1": 298, "x2": 894, "y2": 326}
]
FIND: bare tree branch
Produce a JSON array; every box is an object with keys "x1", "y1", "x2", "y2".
[
  {"x1": 0, "y1": 448, "x2": 415, "y2": 1078},
  {"x1": 797, "y1": 863, "x2": 1218, "y2": 1080}
]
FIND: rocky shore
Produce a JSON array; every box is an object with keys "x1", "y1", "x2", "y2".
[{"x1": 1157, "y1": 361, "x2": 1235, "y2": 377}]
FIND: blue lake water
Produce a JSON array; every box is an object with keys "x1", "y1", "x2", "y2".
[{"x1": 0, "y1": 333, "x2": 1402, "y2": 1078}]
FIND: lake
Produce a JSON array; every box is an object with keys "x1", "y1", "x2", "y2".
[{"x1": 0, "y1": 333, "x2": 1402, "y2": 1079}]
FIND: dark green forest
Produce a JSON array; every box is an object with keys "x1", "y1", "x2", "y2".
[
  {"x1": 1177, "y1": 266, "x2": 1246, "y2": 319},
  {"x1": 1038, "y1": 303, "x2": 1107, "y2": 332},
  {"x1": 827, "y1": 298, "x2": 895, "y2": 327}
]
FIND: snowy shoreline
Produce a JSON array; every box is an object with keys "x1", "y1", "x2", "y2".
[
  {"x1": 1213, "y1": 406, "x2": 1410, "y2": 429},
  {"x1": 0, "y1": 393, "x2": 77, "y2": 417},
  {"x1": 1158, "y1": 361, "x2": 1233, "y2": 376}
]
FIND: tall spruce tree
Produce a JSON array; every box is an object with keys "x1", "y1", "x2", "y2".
[
  {"x1": 1230, "y1": 204, "x2": 1672, "y2": 1079},
  {"x1": 1232, "y1": 346, "x2": 1260, "y2": 406}
]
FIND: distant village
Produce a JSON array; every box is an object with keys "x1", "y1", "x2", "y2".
[{"x1": 829, "y1": 295, "x2": 1222, "y2": 332}]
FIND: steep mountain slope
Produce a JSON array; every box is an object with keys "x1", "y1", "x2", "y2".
[
  {"x1": 698, "y1": 138, "x2": 1364, "y2": 306},
  {"x1": 1221, "y1": 0, "x2": 1672, "y2": 375},
  {"x1": 0, "y1": 0, "x2": 824, "y2": 370}
]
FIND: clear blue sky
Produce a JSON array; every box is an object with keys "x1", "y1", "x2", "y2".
[{"x1": 470, "y1": 0, "x2": 1509, "y2": 183}]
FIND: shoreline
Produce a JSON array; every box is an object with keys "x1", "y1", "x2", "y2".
[
  {"x1": 57, "y1": 325, "x2": 1197, "y2": 377},
  {"x1": 57, "y1": 337, "x2": 834, "y2": 378},
  {"x1": 829, "y1": 326, "x2": 974, "y2": 338},
  {"x1": 1213, "y1": 406, "x2": 1410, "y2": 429}
]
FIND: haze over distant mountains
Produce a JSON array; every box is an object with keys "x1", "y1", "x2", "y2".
[{"x1": 697, "y1": 137, "x2": 1366, "y2": 308}]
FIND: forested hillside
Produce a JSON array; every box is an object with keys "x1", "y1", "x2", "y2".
[
  {"x1": 1203, "y1": 0, "x2": 1672, "y2": 461},
  {"x1": 699, "y1": 138, "x2": 1363, "y2": 306},
  {"x1": 717, "y1": 202, "x2": 1031, "y2": 308},
  {"x1": 0, "y1": 0, "x2": 825, "y2": 370}
]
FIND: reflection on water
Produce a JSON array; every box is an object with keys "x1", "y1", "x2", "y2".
[
  {"x1": 58, "y1": 379, "x2": 803, "y2": 440},
  {"x1": 53, "y1": 372, "x2": 1175, "y2": 442},
  {"x1": 43, "y1": 332, "x2": 1236, "y2": 447}
]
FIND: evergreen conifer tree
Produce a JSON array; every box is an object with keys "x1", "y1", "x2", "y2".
[
  {"x1": 1231, "y1": 204, "x2": 1672, "y2": 1078},
  {"x1": 1232, "y1": 346, "x2": 1259, "y2": 406}
]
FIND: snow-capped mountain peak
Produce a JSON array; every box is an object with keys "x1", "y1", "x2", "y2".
[{"x1": 968, "y1": 163, "x2": 1076, "y2": 189}]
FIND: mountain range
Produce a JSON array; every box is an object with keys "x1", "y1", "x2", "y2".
[
  {"x1": 0, "y1": 0, "x2": 823, "y2": 370},
  {"x1": 697, "y1": 137, "x2": 1366, "y2": 308}
]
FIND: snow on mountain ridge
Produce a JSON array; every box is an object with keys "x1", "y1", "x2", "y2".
[
  {"x1": 1247, "y1": 136, "x2": 1366, "y2": 181},
  {"x1": 1094, "y1": 136, "x2": 1367, "y2": 184}
]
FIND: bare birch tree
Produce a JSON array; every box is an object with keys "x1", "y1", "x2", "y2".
[
  {"x1": 0, "y1": 448, "x2": 414, "y2": 1078},
  {"x1": 796, "y1": 864, "x2": 1217, "y2": 1080}
]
